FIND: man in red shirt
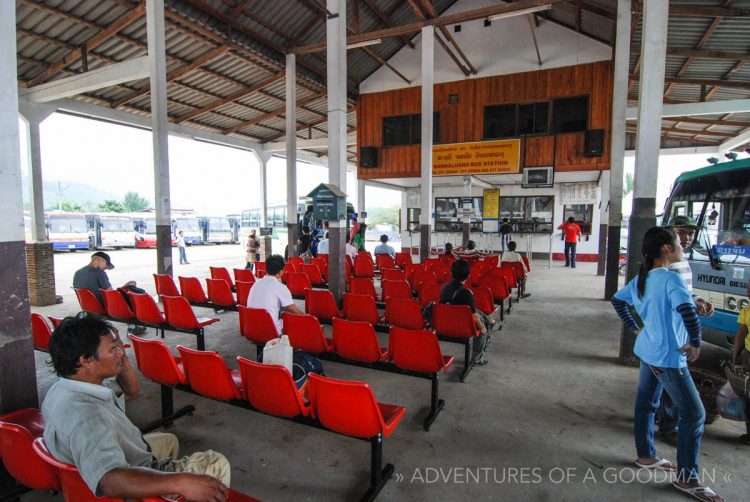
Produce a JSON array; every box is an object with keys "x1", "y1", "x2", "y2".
[{"x1": 558, "y1": 216, "x2": 582, "y2": 268}]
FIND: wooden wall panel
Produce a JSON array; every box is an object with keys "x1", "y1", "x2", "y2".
[{"x1": 357, "y1": 60, "x2": 613, "y2": 179}]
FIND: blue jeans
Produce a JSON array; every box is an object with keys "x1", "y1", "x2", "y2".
[
  {"x1": 564, "y1": 242, "x2": 577, "y2": 266},
  {"x1": 179, "y1": 246, "x2": 188, "y2": 264},
  {"x1": 634, "y1": 362, "x2": 705, "y2": 482}
]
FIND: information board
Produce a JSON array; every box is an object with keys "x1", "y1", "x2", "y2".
[{"x1": 432, "y1": 139, "x2": 521, "y2": 176}]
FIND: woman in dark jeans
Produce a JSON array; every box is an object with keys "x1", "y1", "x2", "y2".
[{"x1": 612, "y1": 227, "x2": 724, "y2": 502}]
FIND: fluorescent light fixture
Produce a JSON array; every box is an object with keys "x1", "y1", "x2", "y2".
[
  {"x1": 488, "y1": 4, "x2": 551, "y2": 21},
  {"x1": 346, "y1": 38, "x2": 382, "y2": 50}
]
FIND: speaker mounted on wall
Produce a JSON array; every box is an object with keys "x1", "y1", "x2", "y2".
[
  {"x1": 359, "y1": 147, "x2": 378, "y2": 168},
  {"x1": 584, "y1": 129, "x2": 604, "y2": 157}
]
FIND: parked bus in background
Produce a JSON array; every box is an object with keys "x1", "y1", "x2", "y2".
[
  {"x1": 199, "y1": 216, "x2": 233, "y2": 244},
  {"x1": 172, "y1": 211, "x2": 202, "y2": 245},
  {"x1": 45, "y1": 212, "x2": 89, "y2": 251},
  {"x1": 87, "y1": 213, "x2": 136, "y2": 249},
  {"x1": 661, "y1": 157, "x2": 750, "y2": 349},
  {"x1": 131, "y1": 213, "x2": 157, "y2": 248},
  {"x1": 227, "y1": 214, "x2": 240, "y2": 244}
]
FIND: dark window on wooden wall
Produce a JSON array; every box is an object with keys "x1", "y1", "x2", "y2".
[
  {"x1": 383, "y1": 113, "x2": 440, "y2": 146},
  {"x1": 518, "y1": 102, "x2": 549, "y2": 135},
  {"x1": 552, "y1": 96, "x2": 588, "y2": 133},
  {"x1": 483, "y1": 104, "x2": 516, "y2": 139}
]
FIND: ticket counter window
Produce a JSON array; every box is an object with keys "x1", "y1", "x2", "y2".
[{"x1": 563, "y1": 204, "x2": 593, "y2": 235}]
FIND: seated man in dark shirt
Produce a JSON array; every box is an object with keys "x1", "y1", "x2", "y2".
[{"x1": 439, "y1": 260, "x2": 490, "y2": 365}]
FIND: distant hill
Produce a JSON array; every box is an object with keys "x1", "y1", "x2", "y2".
[{"x1": 22, "y1": 175, "x2": 121, "y2": 211}]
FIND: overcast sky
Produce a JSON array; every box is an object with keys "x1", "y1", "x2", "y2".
[{"x1": 19, "y1": 113, "x2": 400, "y2": 215}]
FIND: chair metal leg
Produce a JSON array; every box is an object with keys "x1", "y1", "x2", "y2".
[
  {"x1": 140, "y1": 385, "x2": 195, "y2": 433},
  {"x1": 422, "y1": 374, "x2": 445, "y2": 431},
  {"x1": 196, "y1": 328, "x2": 205, "y2": 351},
  {"x1": 460, "y1": 341, "x2": 474, "y2": 383},
  {"x1": 361, "y1": 434, "x2": 393, "y2": 502},
  {"x1": 507, "y1": 295, "x2": 512, "y2": 314},
  {"x1": 255, "y1": 343, "x2": 263, "y2": 359},
  {"x1": 499, "y1": 300, "x2": 504, "y2": 321}
]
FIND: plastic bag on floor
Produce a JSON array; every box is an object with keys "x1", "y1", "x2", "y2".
[{"x1": 716, "y1": 381, "x2": 747, "y2": 422}]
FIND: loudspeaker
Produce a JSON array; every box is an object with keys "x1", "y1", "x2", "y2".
[
  {"x1": 584, "y1": 129, "x2": 604, "y2": 157},
  {"x1": 360, "y1": 147, "x2": 378, "y2": 168}
]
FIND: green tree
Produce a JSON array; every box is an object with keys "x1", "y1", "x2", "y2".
[
  {"x1": 122, "y1": 191, "x2": 150, "y2": 212},
  {"x1": 623, "y1": 172, "x2": 634, "y2": 197},
  {"x1": 366, "y1": 206, "x2": 400, "y2": 228},
  {"x1": 98, "y1": 199, "x2": 126, "y2": 212},
  {"x1": 61, "y1": 200, "x2": 84, "y2": 212}
]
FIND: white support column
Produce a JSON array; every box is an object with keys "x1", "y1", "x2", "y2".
[
  {"x1": 597, "y1": 169, "x2": 611, "y2": 275},
  {"x1": 146, "y1": 0, "x2": 172, "y2": 276},
  {"x1": 605, "y1": 0, "x2": 630, "y2": 298},
  {"x1": 419, "y1": 25, "x2": 435, "y2": 261},
  {"x1": 327, "y1": 0, "x2": 348, "y2": 300},
  {"x1": 259, "y1": 152, "x2": 270, "y2": 227},
  {"x1": 357, "y1": 180, "x2": 366, "y2": 219},
  {"x1": 286, "y1": 53, "x2": 298, "y2": 258},
  {"x1": 0, "y1": 0, "x2": 39, "y2": 412},
  {"x1": 622, "y1": 0, "x2": 668, "y2": 365},
  {"x1": 18, "y1": 101, "x2": 55, "y2": 241}
]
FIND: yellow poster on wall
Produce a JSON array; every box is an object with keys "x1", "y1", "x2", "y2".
[
  {"x1": 483, "y1": 189, "x2": 499, "y2": 219},
  {"x1": 432, "y1": 139, "x2": 521, "y2": 176}
]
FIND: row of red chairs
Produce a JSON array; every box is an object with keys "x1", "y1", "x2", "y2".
[
  {"x1": 74, "y1": 288, "x2": 218, "y2": 351},
  {"x1": 0, "y1": 408, "x2": 256, "y2": 502},
  {"x1": 128, "y1": 334, "x2": 404, "y2": 500}
]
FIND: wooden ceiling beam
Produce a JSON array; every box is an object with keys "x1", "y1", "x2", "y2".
[
  {"x1": 361, "y1": 0, "x2": 415, "y2": 49},
  {"x1": 406, "y1": 0, "x2": 469, "y2": 76},
  {"x1": 629, "y1": 74, "x2": 750, "y2": 91},
  {"x1": 264, "y1": 106, "x2": 355, "y2": 142},
  {"x1": 419, "y1": 0, "x2": 477, "y2": 74}
]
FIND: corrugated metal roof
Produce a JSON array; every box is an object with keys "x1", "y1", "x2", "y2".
[{"x1": 15, "y1": 0, "x2": 750, "y2": 152}]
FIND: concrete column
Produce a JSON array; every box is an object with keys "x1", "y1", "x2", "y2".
[
  {"x1": 285, "y1": 53, "x2": 298, "y2": 259},
  {"x1": 620, "y1": 0, "x2": 667, "y2": 365},
  {"x1": 18, "y1": 101, "x2": 55, "y2": 241},
  {"x1": 0, "y1": 0, "x2": 39, "y2": 414},
  {"x1": 419, "y1": 25, "x2": 435, "y2": 261},
  {"x1": 597, "y1": 170, "x2": 611, "y2": 275},
  {"x1": 357, "y1": 180, "x2": 366, "y2": 218},
  {"x1": 146, "y1": 0, "x2": 172, "y2": 276},
  {"x1": 259, "y1": 152, "x2": 270, "y2": 227},
  {"x1": 327, "y1": 0, "x2": 348, "y2": 301},
  {"x1": 605, "y1": 0, "x2": 631, "y2": 299}
]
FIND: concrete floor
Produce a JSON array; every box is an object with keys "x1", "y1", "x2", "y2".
[{"x1": 23, "y1": 249, "x2": 748, "y2": 501}]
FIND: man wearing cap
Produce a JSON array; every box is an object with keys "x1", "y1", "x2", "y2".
[
  {"x1": 73, "y1": 252, "x2": 118, "y2": 304},
  {"x1": 656, "y1": 215, "x2": 715, "y2": 445}
]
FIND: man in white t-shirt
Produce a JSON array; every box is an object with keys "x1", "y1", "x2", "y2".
[
  {"x1": 345, "y1": 235, "x2": 358, "y2": 261},
  {"x1": 246, "y1": 254, "x2": 303, "y2": 332}
]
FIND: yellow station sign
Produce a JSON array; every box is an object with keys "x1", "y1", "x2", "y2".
[{"x1": 432, "y1": 139, "x2": 521, "y2": 176}]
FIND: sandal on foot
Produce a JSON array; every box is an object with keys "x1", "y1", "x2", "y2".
[
  {"x1": 634, "y1": 458, "x2": 677, "y2": 471},
  {"x1": 672, "y1": 481, "x2": 724, "y2": 502}
]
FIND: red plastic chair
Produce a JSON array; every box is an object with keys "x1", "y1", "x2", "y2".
[
  {"x1": 305, "y1": 289, "x2": 342, "y2": 322},
  {"x1": 431, "y1": 264, "x2": 451, "y2": 284},
  {"x1": 177, "y1": 345, "x2": 242, "y2": 401},
  {"x1": 332, "y1": 318, "x2": 388, "y2": 364},
  {"x1": 381, "y1": 280, "x2": 412, "y2": 301},
  {"x1": 302, "y1": 263, "x2": 325, "y2": 286},
  {"x1": 411, "y1": 270, "x2": 437, "y2": 294},
  {"x1": 522, "y1": 255, "x2": 531, "y2": 272},
  {"x1": 308, "y1": 373, "x2": 405, "y2": 438},
  {"x1": 128, "y1": 334, "x2": 187, "y2": 386},
  {"x1": 161, "y1": 295, "x2": 219, "y2": 351},
  {"x1": 440, "y1": 253, "x2": 456, "y2": 267},
  {"x1": 101, "y1": 289, "x2": 136, "y2": 321},
  {"x1": 31, "y1": 313, "x2": 53, "y2": 352},
  {"x1": 209, "y1": 266, "x2": 235, "y2": 290},
  {"x1": 479, "y1": 275, "x2": 510, "y2": 310},
  {"x1": 153, "y1": 273, "x2": 180, "y2": 297},
  {"x1": 418, "y1": 282, "x2": 443, "y2": 309},
  {"x1": 375, "y1": 254, "x2": 396, "y2": 271},
  {"x1": 395, "y1": 251, "x2": 412, "y2": 269},
  {"x1": 467, "y1": 265, "x2": 483, "y2": 287},
  {"x1": 469, "y1": 286, "x2": 497, "y2": 316},
  {"x1": 493, "y1": 266, "x2": 518, "y2": 290},
  {"x1": 349, "y1": 277, "x2": 378, "y2": 301},
  {"x1": 255, "y1": 261, "x2": 267, "y2": 278},
  {"x1": 431, "y1": 303, "x2": 479, "y2": 382},
  {"x1": 238, "y1": 305, "x2": 279, "y2": 346},
  {"x1": 48, "y1": 316, "x2": 63, "y2": 328},
  {"x1": 205, "y1": 278, "x2": 237, "y2": 307},
  {"x1": 235, "y1": 280, "x2": 254, "y2": 306},
  {"x1": 384, "y1": 298, "x2": 425, "y2": 330},
  {"x1": 128, "y1": 292, "x2": 168, "y2": 327},
  {"x1": 484, "y1": 255, "x2": 499, "y2": 268},
  {"x1": 74, "y1": 288, "x2": 105, "y2": 316},
  {"x1": 422, "y1": 258, "x2": 440, "y2": 271},
  {"x1": 354, "y1": 257, "x2": 375, "y2": 279},
  {"x1": 310, "y1": 257, "x2": 328, "y2": 280},
  {"x1": 178, "y1": 276, "x2": 208, "y2": 304},
  {"x1": 287, "y1": 257, "x2": 304, "y2": 272},
  {"x1": 358, "y1": 250, "x2": 374, "y2": 263},
  {"x1": 233, "y1": 268, "x2": 256, "y2": 284},
  {"x1": 0, "y1": 408, "x2": 59, "y2": 491},
  {"x1": 380, "y1": 268, "x2": 405, "y2": 282},
  {"x1": 237, "y1": 357, "x2": 310, "y2": 418},
  {"x1": 280, "y1": 263, "x2": 296, "y2": 284},
  {"x1": 282, "y1": 312, "x2": 332, "y2": 353},
  {"x1": 342, "y1": 293, "x2": 382, "y2": 325},
  {"x1": 287, "y1": 272, "x2": 313, "y2": 297}
]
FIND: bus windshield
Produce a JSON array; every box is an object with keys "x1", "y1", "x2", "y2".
[
  {"x1": 101, "y1": 217, "x2": 131, "y2": 232},
  {"x1": 175, "y1": 218, "x2": 199, "y2": 232},
  {"x1": 664, "y1": 168, "x2": 750, "y2": 264},
  {"x1": 48, "y1": 215, "x2": 87, "y2": 233}
]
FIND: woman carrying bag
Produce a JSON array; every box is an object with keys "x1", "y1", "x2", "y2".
[{"x1": 611, "y1": 226, "x2": 723, "y2": 502}]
